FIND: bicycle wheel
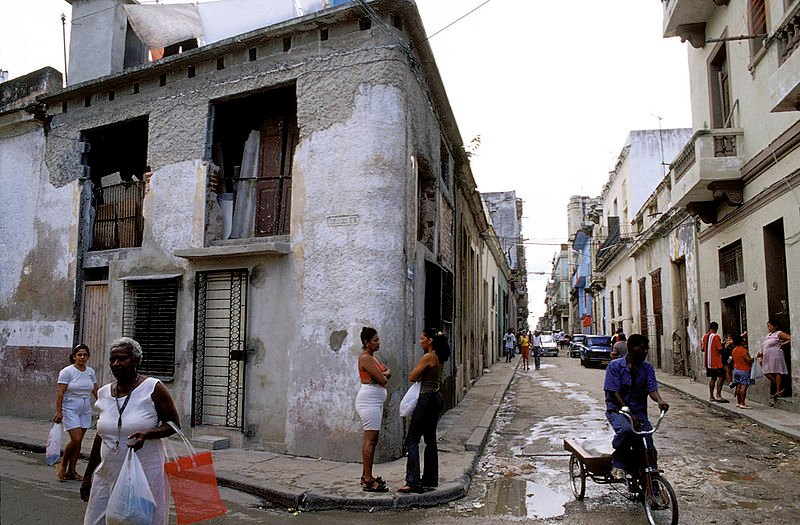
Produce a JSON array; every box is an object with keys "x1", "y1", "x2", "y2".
[
  {"x1": 643, "y1": 475, "x2": 678, "y2": 525},
  {"x1": 568, "y1": 454, "x2": 586, "y2": 500}
]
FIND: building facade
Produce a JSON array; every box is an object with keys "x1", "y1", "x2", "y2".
[
  {"x1": 661, "y1": 0, "x2": 800, "y2": 409},
  {"x1": 0, "y1": 0, "x2": 521, "y2": 460}
]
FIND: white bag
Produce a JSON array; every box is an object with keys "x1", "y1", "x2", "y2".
[
  {"x1": 399, "y1": 382, "x2": 421, "y2": 417},
  {"x1": 106, "y1": 448, "x2": 156, "y2": 525},
  {"x1": 750, "y1": 357, "x2": 764, "y2": 381},
  {"x1": 45, "y1": 423, "x2": 62, "y2": 466}
]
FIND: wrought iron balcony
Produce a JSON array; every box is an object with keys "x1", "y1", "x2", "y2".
[
  {"x1": 91, "y1": 181, "x2": 145, "y2": 250},
  {"x1": 662, "y1": 0, "x2": 729, "y2": 48},
  {"x1": 768, "y1": 2, "x2": 800, "y2": 112},
  {"x1": 670, "y1": 128, "x2": 744, "y2": 212}
]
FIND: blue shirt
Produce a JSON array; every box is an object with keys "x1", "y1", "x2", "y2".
[{"x1": 604, "y1": 357, "x2": 659, "y2": 420}]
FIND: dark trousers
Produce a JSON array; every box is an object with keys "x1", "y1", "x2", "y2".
[
  {"x1": 533, "y1": 346, "x2": 542, "y2": 369},
  {"x1": 606, "y1": 411, "x2": 656, "y2": 471},
  {"x1": 405, "y1": 392, "x2": 444, "y2": 486}
]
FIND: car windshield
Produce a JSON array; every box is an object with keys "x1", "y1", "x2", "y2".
[
  {"x1": 586, "y1": 336, "x2": 612, "y2": 346},
  {"x1": 541, "y1": 335, "x2": 554, "y2": 343}
]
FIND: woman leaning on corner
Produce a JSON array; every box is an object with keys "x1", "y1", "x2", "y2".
[
  {"x1": 399, "y1": 328, "x2": 450, "y2": 493},
  {"x1": 54, "y1": 344, "x2": 99, "y2": 481},
  {"x1": 80, "y1": 337, "x2": 180, "y2": 525},
  {"x1": 757, "y1": 319, "x2": 792, "y2": 407},
  {"x1": 355, "y1": 327, "x2": 391, "y2": 492}
]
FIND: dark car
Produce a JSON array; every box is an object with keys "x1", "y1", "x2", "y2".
[
  {"x1": 569, "y1": 334, "x2": 586, "y2": 358},
  {"x1": 579, "y1": 335, "x2": 613, "y2": 368}
]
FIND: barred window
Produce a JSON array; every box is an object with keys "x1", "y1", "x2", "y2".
[
  {"x1": 719, "y1": 240, "x2": 744, "y2": 288},
  {"x1": 123, "y1": 277, "x2": 179, "y2": 379}
]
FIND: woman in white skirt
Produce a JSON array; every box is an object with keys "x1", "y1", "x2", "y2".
[{"x1": 356, "y1": 326, "x2": 391, "y2": 492}]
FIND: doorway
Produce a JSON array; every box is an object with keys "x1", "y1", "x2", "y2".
[
  {"x1": 192, "y1": 270, "x2": 248, "y2": 429},
  {"x1": 764, "y1": 219, "x2": 791, "y2": 396}
]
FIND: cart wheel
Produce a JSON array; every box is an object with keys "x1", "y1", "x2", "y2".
[{"x1": 569, "y1": 454, "x2": 586, "y2": 500}]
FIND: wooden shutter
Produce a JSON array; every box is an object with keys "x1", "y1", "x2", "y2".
[{"x1": 123, "y1": 278, "x2": 178, "y2": 378}]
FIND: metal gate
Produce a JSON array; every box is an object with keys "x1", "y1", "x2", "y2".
[{"x1": 192, "y1": 270, "x2": 248, "y2": 429}]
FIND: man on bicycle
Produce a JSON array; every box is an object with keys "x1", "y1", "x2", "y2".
[{"x1": 604, "y1": 333, "x2": 670, "y2": 479}]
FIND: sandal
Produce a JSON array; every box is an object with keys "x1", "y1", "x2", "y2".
[
  {"x1": 65, "y1": 472, "x2": 84, "y2": 481},
  {"x1": 362, "y1": 478, "x2": 388, "y2": 493}
]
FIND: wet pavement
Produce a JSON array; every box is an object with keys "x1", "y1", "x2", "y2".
[{"x1": 4, "y1": 355, "x2": 800, "y2": 523}]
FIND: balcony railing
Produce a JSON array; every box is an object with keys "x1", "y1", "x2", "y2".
[
  {"x1": 670, "y1": 128, "x2": 744, "y2": 208},
  {"x1": 92, "y1": 182, "x2": 145, "y2": 251},
  {"x1": 768, "y1": 3, "x2": 800, "y2": 112},
  {"x1": 662, "y1": 0, "x2": 729, "y2": 43},
  {"x1": 773, "y1": 2, "x2": 800, "y2": 66}
]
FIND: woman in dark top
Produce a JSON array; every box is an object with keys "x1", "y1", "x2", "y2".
[{"x1": 398, "y1": 328, "x2": 450, "y2": 493}]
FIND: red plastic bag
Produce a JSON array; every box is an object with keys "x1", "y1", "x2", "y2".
[{"x1": 164, "y1": 423, "x2": 226, "y2": 524}]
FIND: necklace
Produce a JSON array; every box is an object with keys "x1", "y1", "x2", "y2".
[{"x1": 112, "y1": 374, "x2": 139, "y2": 454}]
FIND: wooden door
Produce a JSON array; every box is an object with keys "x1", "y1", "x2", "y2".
[{"x1": 80, "y1": 281, "x2": 108, "y2": 386}]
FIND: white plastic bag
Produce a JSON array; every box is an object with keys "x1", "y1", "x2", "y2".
[
  {"x1": 45, "y1": 423, "x2": 62, "y2": 466},
  {"x1": 106, "y1": 448, "x2": 156, "y2": 525},
  {"x1": 399, "y1": 382, "x2": 421, "y2": 417},
  {"x1": 751, "y1": 357, "x2": 764, "y2": 381}
]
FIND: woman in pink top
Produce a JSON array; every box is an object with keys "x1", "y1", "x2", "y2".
[
  {"x1": 355, "y1": 327, "x2": 391, "y2": 492},
  {"x1": 757, "y1": 319, "x2": 792, "y2": 404},
  {"x1": 730, "y1": 334, "x2": 754, "y2": 409}
]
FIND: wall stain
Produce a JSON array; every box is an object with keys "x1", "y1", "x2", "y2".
[
  {"x1": 329, "y1": 330, "x2": 347, "y2": 352},
  {"x1": 250, "y1": 265, "x2": 267, "y2": 287}
]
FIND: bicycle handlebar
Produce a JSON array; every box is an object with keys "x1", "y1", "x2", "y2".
[{"x1": 617, "y1": 409, "x2": 667, "y2": 435}]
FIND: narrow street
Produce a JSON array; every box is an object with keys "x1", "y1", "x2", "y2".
[{"x1": 3, "y1": 355, "x2": 800, "y2": 524}]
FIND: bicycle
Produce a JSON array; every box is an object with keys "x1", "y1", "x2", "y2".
[{"x1": 563, "y1": 409, "x2": 678, "y2": 525}]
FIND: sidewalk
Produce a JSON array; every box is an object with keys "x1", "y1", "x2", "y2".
[
  {"x1": 0, "y1": 359, "x2": 518, "y2": 511},
  {"x1": 657, "y1": 373, "x2": 800, "y2": 442},
  {"x1": 5, "y1": 363, "x2": 800, "y2": 511}
]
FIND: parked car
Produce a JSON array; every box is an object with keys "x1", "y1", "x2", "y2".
[
  {"x1": 540, "y1": 334, "x2": 559, "y2": 357},
  {"x1": 578, "y1": 335, "x2": 613, "y2": 367},
  {"x1": 569, "y1": 334, "x2": 586, "y2": 358}
]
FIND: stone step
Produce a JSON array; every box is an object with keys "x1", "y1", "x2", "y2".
[{"x1": 190, "y1": 435, "x2": 230, "y2": 450}]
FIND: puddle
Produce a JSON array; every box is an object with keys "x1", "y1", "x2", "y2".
[{"x1": 477, "y1": 478, "x2": 569, "y2": 519}]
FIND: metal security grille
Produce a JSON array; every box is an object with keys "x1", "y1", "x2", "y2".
[
  {"x1": 92, "y1": 182, "x2": 145, "y2": 250},
  {"x1": 193, "y1": 270, "x2": 247, "y2": 429},
  {"x1": 122, "y1": 278, "x2": 178, "y2": 378},
  {"x1": 719, "y1": 240, "x2": 744, "y2": 288}
]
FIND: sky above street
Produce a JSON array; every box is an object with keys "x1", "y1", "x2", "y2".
[{"x1": 0, "y1": 0, "x2": 692, "y2": 322}]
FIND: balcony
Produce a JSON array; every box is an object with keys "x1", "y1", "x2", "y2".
[
  {"x1": 768, "y1": 3, "x2": 800, "y2": 112},
  {"x1": 91, "y1": 182, "x2": 145, "y2": 251},
  {"x1": 662, "y1": 0, "x2": 730, "y2": 48},
  {"x1": 670, "y1": 128, "x2": 744, "y2": 214}
]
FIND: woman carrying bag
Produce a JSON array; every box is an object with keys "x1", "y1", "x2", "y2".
[{"x1": 399, "y1": 328, "x2": 450, "y2": 493}]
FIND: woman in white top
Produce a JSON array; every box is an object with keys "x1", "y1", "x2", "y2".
[
  {"x1": 80, "y1": 337, "x2": 179, "y2": 525},
  {"x1": 54, "y1": 344, "x2": 98, "y2": 481}
]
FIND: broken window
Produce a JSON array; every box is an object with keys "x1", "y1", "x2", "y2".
[
  {"x1": 82, "y1": 117, "x2": 149, "y2": 251},
  {"x1": 209, "y1": 86, "x2": 297, "y2": 240},
  {"x1": 123, "y1": 277, "x2": 178, "y2": 379}
]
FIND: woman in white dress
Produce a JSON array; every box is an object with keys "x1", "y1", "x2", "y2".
[
  {"x1": 54, "y1": 344, "x2": 98, "y2": 481},
  {"x1": 80, "y1": 337, "x2": 179, "y2": 525}
]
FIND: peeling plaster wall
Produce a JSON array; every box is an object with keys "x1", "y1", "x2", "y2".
[{"x1": 0, "y1": 119, "x2": 77, "y2": 416}]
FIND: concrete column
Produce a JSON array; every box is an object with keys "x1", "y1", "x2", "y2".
[{"x1": 66, "y1": 0, "x2": 132, "y2": 85}]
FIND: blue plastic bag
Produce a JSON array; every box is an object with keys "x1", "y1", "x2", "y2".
[
  {"x1": 106, "y1": 448, "x2": 156, "y2": 525},
  {"x1": 45, "y1": 423, "x2": 62, "y2": 466}
]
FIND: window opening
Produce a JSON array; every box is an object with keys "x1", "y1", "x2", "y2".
[
  {"x1": 163, "y1": 38, "x2": 198, "y2": 58},
  {"x1": 82, "y1": 117, "x2": 149, "y2": 251},
  {"x1": 84, "y1": 95, "x2": 92, "y2": 108},
  {"x1": 417, "y1": 157, "x2": 436, "y2": 251},
  {"x1": 188, "y1": 65, "x2": 196, "y2": 78},
  {"x1": 359, "y1": 17, "x2": 371, "y2": 30},
  {"x1": 320, "y1": 27, "x2": 329, "y2": 41},
  {"x1": 283, "y1": 37, "x2": 292, "y2": 52},
  {"x1": 123, "y1": 277, "x2": 178, "y2": 379},
  {"x1": 62, "y1": 101, "x2": 68, "y2": 113},
  {"x1": 159, "y1": 73, "x2": 166, "y2": 87},
  {"x1": 709, "y1": 43, "x2": 731, "y2": 128},
  {"x1": 719, "y1": 240, "x2": 744, "y2": 288},
  {"x1": 748, "y1": 0, "x2": 768, "y2": 57},
  {"x1": 108, "y1": 90, "x2": 115, "y2": 101},
  {"x1": 209, "y1": 86, "x2": 297, "y2": 239},
  {"x1": 248, "y1": 47, "x2": 257, "y2": 61},
  {"x1": 216, "y1": 57, "x2": 225, "y2": 70},
  {"x1": 133, "y1": 82, "x2": 140, "y2": 94}
]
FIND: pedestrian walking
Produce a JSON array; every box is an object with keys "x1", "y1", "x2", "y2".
[
  {"x1": 518, "y1": 330, "x2": 530, "y2": 371},
  {"x1": 702, "y1": 322, "x2": 728, "y2": 403},
  {"x1": 730, "y1": 334, "x2": 754, "y2": 409},
  {"x1": 503, "y1": 328, "x2": 517, "y2": 362},
  {"x1": 355, "y1": 327, "x2": 390, "y2": 492},
  {"x1": 399, "y1": 328, "x2": 449, "y2": 493},
  {"x1": 722, "y1": 334, "x2": 735, "y2": 389},
  {"x1": 80, "y1": 337, "x2": 180, "y2": 525},
  {"x1": 54, "y1": 344, "x2": 98, "y2": 481},
  {"x1": 530, "y1": 330, "x2": 543, "y2": 370},
  {"x1": 757, "y1": 319, "x2": 792, "y2": 407}
]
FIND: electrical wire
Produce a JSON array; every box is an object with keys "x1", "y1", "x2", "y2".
[{"x1": 412, "y1": 0, "x2": 495, "y2": 50}]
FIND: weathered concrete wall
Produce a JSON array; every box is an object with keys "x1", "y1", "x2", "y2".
[{"x1": 0, "y1": 110, "x2": 77, "y2": 417}]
